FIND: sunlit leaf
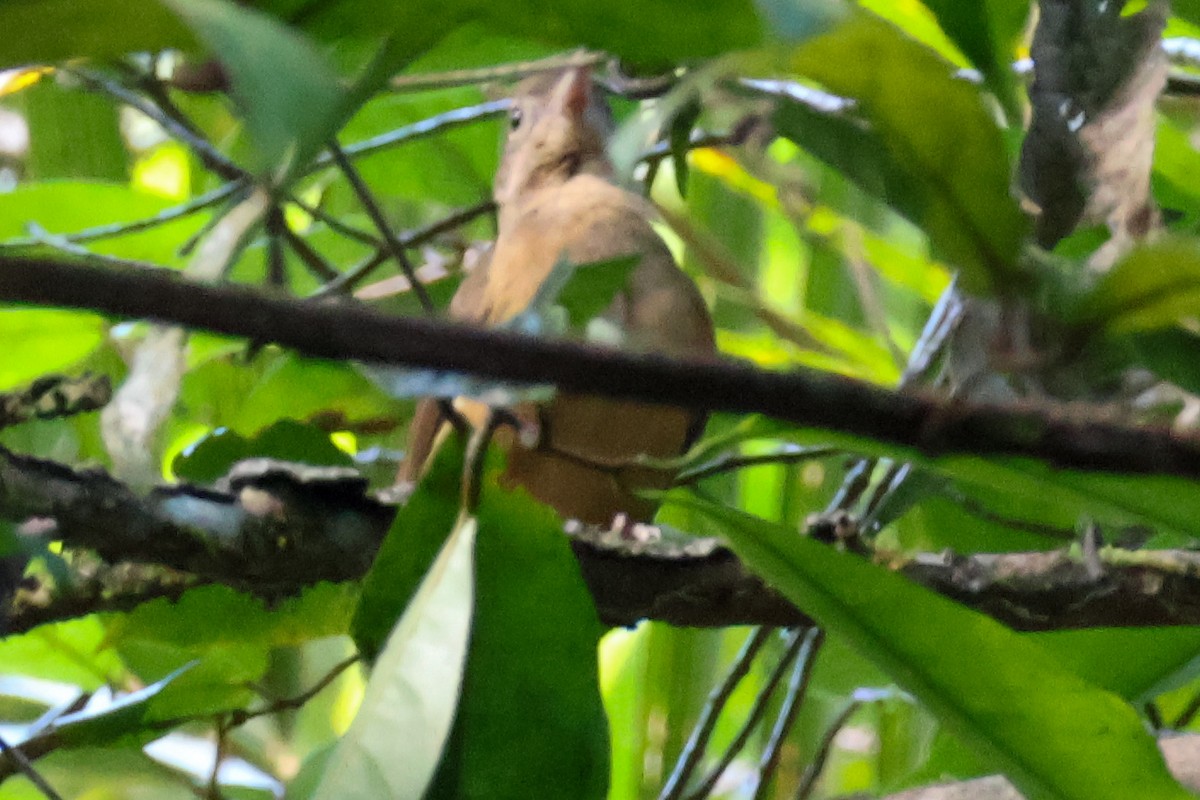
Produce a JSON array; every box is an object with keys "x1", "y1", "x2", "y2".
[
  {"x1": 771, "y1": 12, "x2": 1029, "y2": 293},
  {"x1": 0, "y1": 309, "x2": 105, "y2": 392}
]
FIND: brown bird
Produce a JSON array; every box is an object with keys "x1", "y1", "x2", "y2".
[{"x1": 397, "y1": 67, "x2": 715, "y2": 525}]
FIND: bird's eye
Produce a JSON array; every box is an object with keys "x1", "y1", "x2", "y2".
[{"x1": 509, "y1": 107, "x2": 523, "y2": 130}]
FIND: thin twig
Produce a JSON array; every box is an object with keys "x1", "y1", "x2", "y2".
[
  {"x1": 229, "y1": 655, "x2": 360, "y2": 727},
  {"x1": 315, "y1": 102, "x2": 508, "y2": 168},
  {"x1": 1173, "y1": 691, "x2": 1200, "y2": 729},
  {"x1": 390, "y1": 51, "x2": 606, "y2": 92},
  {"x1": 23, "y1": 224, "x2": 168, "y2": 271},
  {"x1": 282, "y1": 225, "x2": 340, "y2": 283},
  {"x1": 0, "y1": 182, "x2": 246, "y2": 250},
  {"x1": 794, "y1": 700, "x2": 862, "y2": 800},
  {"x1": 951, "y1": 491, "x2": 1078, "y2": 541},
  {"x1": 752, "y1": 628, "x2": 824, "y2": 800},
  {"x1": 324, "y1": 139, "x2": 435, "y2": 313},
  {"x1": 674, "y1": 446, "x2": 840, "y2": 487},
  {"x1": 683, "y1": 628, "x2": 811, "y2": 800},
  {"x1": 309, "y1": 199, "x2": 493, "y2": 298},
  {"x1": 659, "y1": 627, "x2": 775, "y2": 800},
  {"x1": 0, "y1": 734, "x2": 65, "y2": 800},
  {"x1": 264, "y1": 206, "x2": 288, "y2": 290},
  {"x1": 288, "y1": 196, "x2": 383, "y2": 248},
  {"x1": 206, "y1": 717, "x2": 228, "y2": 800},
  {"x1": 68, "y1": 66, "x2": 244, "y2": 182}
]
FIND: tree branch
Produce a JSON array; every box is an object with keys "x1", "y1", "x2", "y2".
[
  {"x1": 1, "y1": 255, "x2": 1200, "y2": 480},
  {"x1": 7, "y1": 449, "x2": 1200, "y2": 635}
]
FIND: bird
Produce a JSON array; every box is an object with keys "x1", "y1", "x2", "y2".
[{"x1": 397, "y1": 66, "x2": 715, "y2": 526}]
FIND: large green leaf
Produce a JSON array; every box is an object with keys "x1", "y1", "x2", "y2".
[
  {"x1": 351, "y1": 442, "x2": 465, "y2": 660},
  {"x1": 280, "y1": 0, "x2": 768, "y2": 71},
  {"x1": 427, "y1": 465, "x2": 609, "y2": 799},
  {"x1": 162, "y1": 0, "x2": 347, "y2": 180},
  {"x1": 172, "y1": 418, "x2": 352, "y2": 484},
  {"x1": 917, "y1": 0, "x2": 1031, "y2": 115},
  {"x1": 314, "y1": 511, "x2": 476, "y2": 800},
  {"x1": 0, "y1": 308, "x2": 106, "y2": 392},
  {"x1": 1073, "y1": 237, "x2": 1200, "y2": 332},
  {"x1": 1033, "y1": 627, "x2": 1200, "y2": 704},
  {"x1": 0, "y1": 182, "x2": 206, "y2": 266},
  {"x1": 699, "y1": 415, "x2": 1200, "y2": 544},
  {"x1": 110, "y1": 582, "x2": 358, "y2": 718},
  {"x1": 0, "y1": 0, "x2": 195, "y2": 69},
  {"x1": 677, "y1": 495, "x2": 1194, "y2": 800},
  {"x1": 772, "y1": 12, "x2": 1029, "y2": 293}
]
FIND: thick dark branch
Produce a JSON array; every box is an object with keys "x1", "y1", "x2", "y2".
[
  {"x1": 6, "y1": 450, "x2": 1200, "y2": 635},
  {"x1": 2, "y1": 256, "x2": 1200, "y2": 480}
]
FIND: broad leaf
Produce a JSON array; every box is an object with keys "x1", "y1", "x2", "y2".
[
  {"x1": 1073, "y1": 237, "x2": 1200, "y2": 332},
  {"x1": 918, "y1": 0, "x2": 1031, "y2": 115},
  {"x1": 0, "y1": 0, "x2": 195, "y2": 69},
  {"x1": 314, "y1": 512, "x2": 476, "y2": 800},
  {"x1": 162, "y1": 0, "x2": 347, "y2": 180},
  {"x1": 351, "y1": 442, "x2": 465, "y2": 660},
  {"x1": 427, "y1": 464, "x2": 609, "y2": 799},
  {"x1": 771, "y1": 12, "x2": 1029, "y2": 293},
  {"x1": 678, "y1": 495, "x2": 1194, "y2": 800}
]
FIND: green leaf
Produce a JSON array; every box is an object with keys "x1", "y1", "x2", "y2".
[
  {"x1": 668, "y1": 98, "x2": 702, "y2": 197},
  {"x1": 427, "y1": 465, "x2": 609, "y2": 799},
  {"x1": 1074, "y1": 237, "x2": 1200, "y2": 332},
  {"x1": 314, "y1": 512, "x2": 476, "y2": 800},
  {"x1": 1032, "y1": 627, "x2": 1200, "y2": 704},
  {"x1": 161, "y1": 0, "x2": 347, "y2": 180},
  {"x1": 110, "y1": 583, "x2": 357, "y2": 717},
  {"x1": 0, "y1": 182, "x2": 207, "y2": 266},
  {"x1": 772, "y1": 12, "x2": 1028, "y2": 293},
  {"x1": 676, "y1": 495, "x2": 1194, "y2": 800},
  {"x1": 351, "y1": 441, "x2": 465, "y2": 660},
  {"x1": 917, "y1": 0, "x2": 1031, "y2": 115},
  {"x1": 34, "y1": 662, "x2": 195, "y2": 748},
  {"x1": 1126, "y1": 328, "x2": 1200, "y2": 396},
  {"x1": 0, "y1": 0, "x2": 195, "y2": 69},
  {"x1": 0, "y1": 309, "x2": 105, "y2": 392},
  {"x1": 172, "y1": 419, "x2": 352, "y2": 484},
  {"x1": 554, "y1": 255, "x2": 641, "y2": 329},
  {"x1": 283, "y1": 0, "x2": 767, "y2": 71},
  {"x1": 0, "y1": 617, "x2": 124, "y2": 689},
  {"x1": 700, "y1": 415, "x2": 1200, "y2": 544}
]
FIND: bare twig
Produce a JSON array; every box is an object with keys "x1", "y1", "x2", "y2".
[
  {"x1": 674, "y1": 446, "x2": 839, "y2": 487},
  {"x1": 795, "y1": 700, "x2": 862, "y2": 800},
  {"x1": 315, "y1": 101, "x2": 508, "y2": 167},
  {"x1": 389, "y1": 51, "x2": 606, "y2": 92},
  {"x1": 683, "y1": 628, "x2": 812, "y2": 800},
  {"x1": 68, "y1": 67, "x2": 244, "y2": 182},
  {"x1": 0, "y1": 734, "x2": 64, "y2": 800},
  {"x1": 324, "y1": 139, "x2": 435, "y2": 313},
  {"x1": 659, "y1": 627, "x2": 775, "y2": 800},
  {"x1": 753, "y1": 628, "x2": 824, "y2": 800},
  {"x1": 0, "y1": 181, "x2": 246, "y2": 250},
  {"x1": 229, "y1": 655, "x2": 360, "y2": 727},
  {"x1": 309, "y1": 199, "x2": 494, "y2": 298}
]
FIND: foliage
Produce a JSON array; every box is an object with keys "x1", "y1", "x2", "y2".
[{"x1": 1, "y1": 1, "x2": 1200, "y2": 799}]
